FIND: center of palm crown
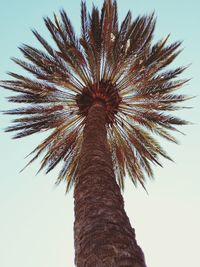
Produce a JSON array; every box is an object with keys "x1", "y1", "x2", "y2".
[{"x1": 76, "y1": 79, "x2": 121, "y2": 124}]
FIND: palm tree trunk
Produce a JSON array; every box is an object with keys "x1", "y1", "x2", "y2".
[{"x1": 74, "y1": 101, "x2": 147, "y2": 267}]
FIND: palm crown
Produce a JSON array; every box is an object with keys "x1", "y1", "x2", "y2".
[{"x1": 2, "y1": 0, "x2": 189, "y2": 190}]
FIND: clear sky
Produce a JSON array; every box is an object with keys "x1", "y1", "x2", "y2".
[{"x1": 0, "y1": 1, "x2": 199, "y2": 267}]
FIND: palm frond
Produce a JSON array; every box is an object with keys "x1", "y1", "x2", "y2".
[{"x1": 1, "y1": 0, "x2": 190, "y2": 191}]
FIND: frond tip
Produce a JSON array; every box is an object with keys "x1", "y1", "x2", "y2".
[{"x1": 1, "y1": 0, "x2": 190, "y2": 191}]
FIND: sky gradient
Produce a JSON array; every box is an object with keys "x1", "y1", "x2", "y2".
[{"x1": 0, "y1": 1, "x2": 200, "y2": 267}]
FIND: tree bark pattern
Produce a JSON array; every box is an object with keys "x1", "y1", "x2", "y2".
[{"x1": 74, "y1": 102, "x2": 147, "y2": 267}]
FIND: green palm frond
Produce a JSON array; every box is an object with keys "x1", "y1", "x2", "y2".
[{"x1": 1, "y1": 0, "x2": 190, "y2": 191}]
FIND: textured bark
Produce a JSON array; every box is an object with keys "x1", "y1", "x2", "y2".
[{"x1": 74, "y1": 102, "x2": 147, "y2": 267}]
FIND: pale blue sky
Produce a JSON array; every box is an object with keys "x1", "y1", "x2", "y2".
[{"x1": 0, "y1": 1, "x2": 199, "y2": 267}]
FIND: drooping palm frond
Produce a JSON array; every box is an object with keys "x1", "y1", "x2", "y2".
[{"x1": 1, "y1": 0, "x2": 190, "y2": 191}]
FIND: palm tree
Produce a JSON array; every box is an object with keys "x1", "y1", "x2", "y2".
[{"x1": 1, "y1": 0, "x2": 190, "y2": 266}]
